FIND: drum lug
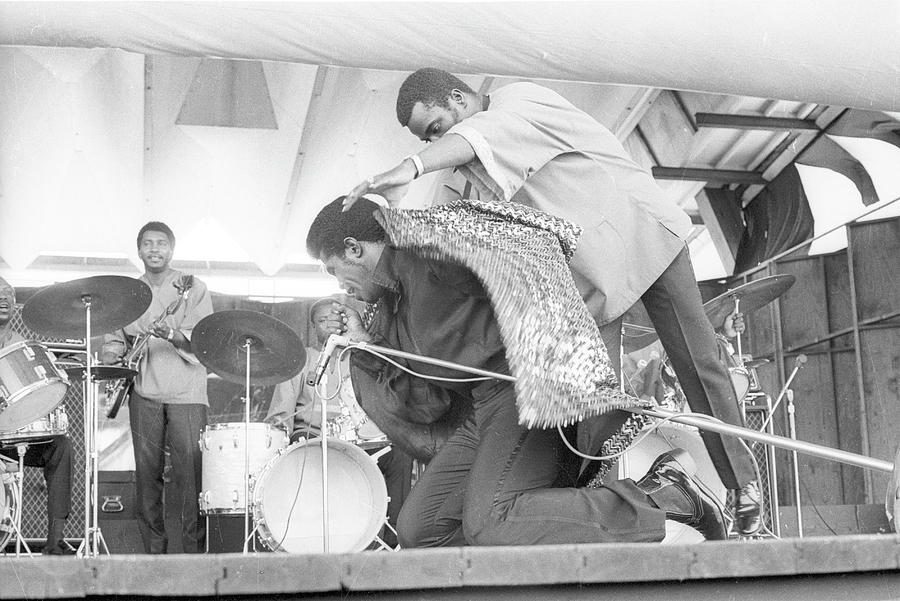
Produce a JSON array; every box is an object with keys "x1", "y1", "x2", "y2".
[
  {"x1": 34, "y1": 365, "x2": 47, "y2": 379},
  {"x1": 22, "y1": 346, "x2": 35, "y2": 360}
]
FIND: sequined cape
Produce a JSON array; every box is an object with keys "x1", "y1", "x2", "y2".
[{"x1": 376, "y1": 199, "x2": 649, "y2": 431}]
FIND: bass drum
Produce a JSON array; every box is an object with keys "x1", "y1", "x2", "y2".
[
  {"x1": 252, "y1": 438, "x2": 388, "y2": 553},
  {"x1": 0, "y1": 472, "x2": 19, "y2": 549},
  {"x1": 620, "y1": 423, "x2": 727, "y2": 543}
]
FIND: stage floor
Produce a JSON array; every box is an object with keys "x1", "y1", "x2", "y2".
[{"x1": 3, "y1": 534, "x2": 900, "y2": 600}]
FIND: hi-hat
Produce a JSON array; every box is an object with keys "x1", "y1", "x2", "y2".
[
  {"x1": 703, "y1": 274, "x2": 796, "y2": 329},
  {"x1": 192, "y1": 310, "x2": 305, "y2": 386},
  {"x1": 22, "y1": 275, "x2": 152, "y2": 339}
]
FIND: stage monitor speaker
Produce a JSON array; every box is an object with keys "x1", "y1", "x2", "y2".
[{"x1": 741, "y1": 396, "x2": 780, "y2": 537}]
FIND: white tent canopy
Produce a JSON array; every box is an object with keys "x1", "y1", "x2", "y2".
[
  {"x1": 1, "y1": 1, "x2": 899, "y2": 297},
  {"x1": 4, "y1": 1, "x2": 900, "y2": 111}
]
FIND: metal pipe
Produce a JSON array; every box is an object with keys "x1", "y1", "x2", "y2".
[
  {"x1": 635, "y1": 407, "x2": 893, "y2": 474},
  {"x1": 345, "y1": 341, "x2": 895, "y2": 474}
]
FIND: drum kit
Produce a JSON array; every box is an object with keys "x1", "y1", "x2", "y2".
[
  {"x1": 191, "y1": 310, "x2": 390, "y2": 554},
  {"x1": 1, "y1": 276, "x2": 394, "y2": 556},
  {"x1": 619, "y1": 275, "x2": 798, "y2": 537},
  {"x1": 1, "y1": 275, "x2": 149, "y2": 555}
]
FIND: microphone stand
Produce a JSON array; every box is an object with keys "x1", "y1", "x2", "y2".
[{"x1": 328, "y1": 339, "x2": 894, "y2": 476}]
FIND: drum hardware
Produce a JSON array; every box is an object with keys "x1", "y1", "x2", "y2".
[
  {"x1": 1, "y1": 445, "x2": 33, "y2": 555},
  {"x1": 192, "y1": 311, "x2": 304, "y2": 554},
  {"x1": 62, "y1": 365, "x2": 137, "y2": 383},
  {"x1": 335, "y1": 336, "x2": 900, "y2": 534},
  {"x1": 22, "y1": 275, "x2": 152, "y2": 557}
]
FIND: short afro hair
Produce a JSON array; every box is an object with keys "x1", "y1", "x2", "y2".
[
  {"x1": 306, "y1": 196, "x2": 388, "y2": 261},
  {"x1": 137, "y1": 221, "x2": 176, "y2": 248},
  {"x1": 396, "y1": 68, "x2": 475, "y2": 127}
]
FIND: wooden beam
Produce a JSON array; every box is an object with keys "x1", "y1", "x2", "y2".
[
  {"x1": 652, "y1": 167, "x2": 766, "y2": 185},
  {"x1": 696, "y1": 112, "x2": 819, "y2": 132},
  {"x1": 696, "y1": 188, "x2": 743, "y2": 274},
  {"x1": 613, "y1": 87, "x2": 661, "y2": 141}
]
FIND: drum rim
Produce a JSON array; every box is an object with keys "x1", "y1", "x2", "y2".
[{"x1": 251, "y1": 438, "x2": 388, "y2": 553}]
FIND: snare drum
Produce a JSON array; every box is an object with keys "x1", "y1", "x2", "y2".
[
  {"x1": 198, "y1": 422, "x2": 288, "y2": 515},
  {"x1": 0, "y1": 405, "x2": 68, "y2": 446},
  {"x1": 0, "y1": 342, "x2": 69, "y2": 433},
  {"x1": 252, "y1": 439, "x2": 388, "y2": 553},
  {"x1": 0, "y1": 472, "x2": 19, "y2": 549}
]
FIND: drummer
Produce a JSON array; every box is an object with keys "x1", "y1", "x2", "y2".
[
  {"x1": 265, "y1": 296, "x2": 413, "y2": 547},
  {"x1": 0, "y1": 276, "x2": 75, "y2": 555}
]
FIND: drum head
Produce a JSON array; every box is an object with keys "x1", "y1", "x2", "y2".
[
  {"x1": 0, "y1": 381, "x2": 68, "y2": 433},
  {"x1": 253, "y1": 439, "x2": 387, "y2": 553}
]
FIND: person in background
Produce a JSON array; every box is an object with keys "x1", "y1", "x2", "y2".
[
  {"x1": 266, "y1": 296, "x2": 413, "y2": 547},
  {"x1": 101, "y1": 222, "x2": 213, "y2": 553},
  {"x1": 0, "y1": 275, "x2": 75, "y2": 555}
]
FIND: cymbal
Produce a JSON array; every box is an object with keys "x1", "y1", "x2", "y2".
[
  {"x1": 63, "y1": 365, "x2": 138, "y2": 382},
  {"x1": 22, "y1": 275, "x2": 152, "y2": 339},
  {"x1": 703, "y1": 275, "x2": 796, "y2": 330},
  {"x1": 192, "y1": 310, "x2": 305, "y2": 386}
]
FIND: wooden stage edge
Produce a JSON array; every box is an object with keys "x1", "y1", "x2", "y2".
[{"x1": 3, "y1": 535, "x2": 900, "y2": 600}]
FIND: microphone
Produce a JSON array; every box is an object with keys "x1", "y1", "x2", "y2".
[
  {"x1": 307, "y1": 334, "x2": 350, "y2": 387},
  {"x1": 796, "y1": 354, "x2": 808, "y2": 367}
]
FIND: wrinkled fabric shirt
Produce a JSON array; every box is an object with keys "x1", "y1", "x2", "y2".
[
  {"x1": 265, "y1": 347, "x2": 366, "y2": 433},
  {"x1": 352, "y1": 246, "x2": 508, "y2": 402},
  {"x1": 104, "y1": 269, "x2": 212, "y2": 405},
  {"x1": 447, "y1": 81, "x2": 693, "y2": 325}
]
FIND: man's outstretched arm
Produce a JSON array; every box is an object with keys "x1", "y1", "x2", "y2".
[{"x1": 343, "y1": 133, "x2": 475, "y2": 211}]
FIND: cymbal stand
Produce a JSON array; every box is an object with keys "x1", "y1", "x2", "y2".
[
  {"x1": 241, "y1": 337, "x2": 253, "y2": 554},
  {"x1": 732, "y1": 297, "x2": 744, "y2": 366},
  {"x1": 786, "y1": 389, "x2": 803, "y2": 537},
  {"x1": 75, "y1": 295, "x2": 109, "y2": 557}
]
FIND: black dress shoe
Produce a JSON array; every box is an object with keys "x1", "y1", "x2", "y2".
[
  {"x1": 734, "y1": 481, "x2": 762, "y2": 536},
  {"x1": 636, "y1": 448, "x2": 727, "y2": 541}
]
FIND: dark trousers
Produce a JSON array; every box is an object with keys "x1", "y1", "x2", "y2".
[
  {"x1": 397, "y1": 379, "x2": 665, "y2": 547},
  {"x1": 129, "y1": 392, "x2": 206, "y2": 553},
  {"x1": 597, "y1": 247, "x2": 755, "y2": 490},
  {"x1": 1, "y1": 435, "x2": 72, "y2": 531},
  {"x1": 375, "y1": 447, "x2": 413, "y2": 547}
]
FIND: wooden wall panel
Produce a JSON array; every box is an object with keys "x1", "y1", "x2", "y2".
[
  {"x1": 859, "y1": 328, "x2": 900, "y2": 502},
  {"x1": 832, "y1": 349, "x2": 866, "y2": 504},
  {"x1": 783, "y1": 354, "x2": 844, "y2": 506},
  {"x1": 849, "y1": 218, "x2": 900, "y2": 322},
  {"x1": 777, "y1": 257, "x2": 830, "y2": 350},
  {"x1": 824, "y1": 253, "x2": 852, "y2": 335}
]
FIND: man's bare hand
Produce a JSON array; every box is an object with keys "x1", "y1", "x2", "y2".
[{"x1": 343, "y1": 160, "x2": 417, "y2": 212}]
